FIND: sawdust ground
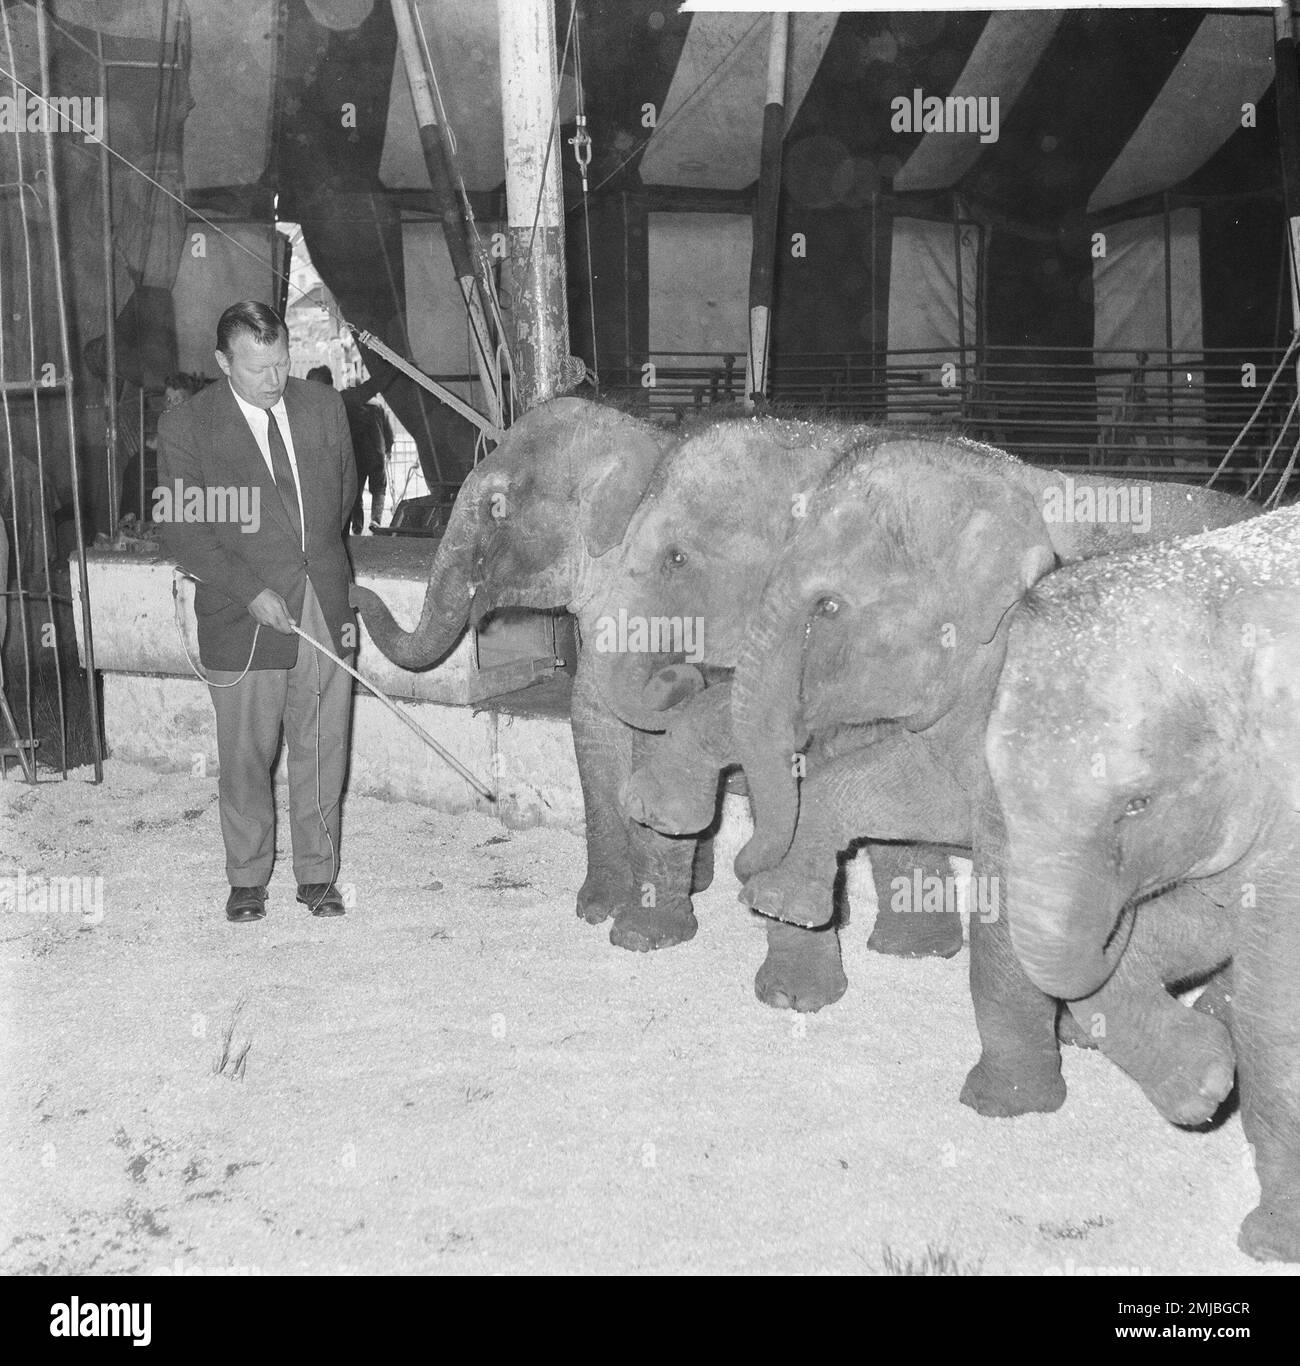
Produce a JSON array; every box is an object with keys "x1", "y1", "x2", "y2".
[{"x1": 0, "y1": 760, "x2": 1293, "y2": 1276}]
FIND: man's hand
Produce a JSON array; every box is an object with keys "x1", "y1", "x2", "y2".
[{"x1": 248, "y1": 588, "x2": 296, "y2": 635}]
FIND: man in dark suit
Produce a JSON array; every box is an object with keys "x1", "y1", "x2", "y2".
[{"x1": 156, "y1": 301, "x2": 358, "y2": 921}]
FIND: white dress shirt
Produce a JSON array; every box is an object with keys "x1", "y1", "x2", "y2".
[{"x1": 229, "y1": 382, "x2": 305, "y2": 549}]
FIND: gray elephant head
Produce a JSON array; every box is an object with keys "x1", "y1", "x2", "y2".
[
  {"x1": 983, "y1": 511, "x2": 1300, "y2": 1265},
  {"x1": 591, "y1": 415, "x2": 876, "y2": 731},
  {"x1": 985, "y1": 545, "x2": 1271, "y2": 1002},
  {"x1": 352, "y1": 397, "x2": 671, "y2": 668},
  {"x1": 731, "y1": 439, "x2": 1057, "y2": 877}
]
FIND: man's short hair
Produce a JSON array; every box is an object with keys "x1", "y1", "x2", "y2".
[
  {"x1": 306, "y1": 365, "x2": 334, "y2": 385},
  {"x1": 216, "y1": 301, "x2": 287, "y2": 356}
]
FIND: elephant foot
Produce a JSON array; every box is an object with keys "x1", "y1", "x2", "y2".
[
  {"x1": 1103, "y1": 1009, "x2": 1235, "y2": 1128},
  {"x1": 619, "y1": 768, "x2": 715, "y2": 836},
  {"x1": 867, "y1": 907, "x2": 963, "y2": 959},
  {"x1": 1238, "y1": 1201, "x2": 1300, "y2": 1264},
  {"x1": 1141, "y1": 1026, "x2": 1236, "y2": 1128},
  {"x1": 755, "y1": 921, "x2": 847, "y2": 1013},
  {"x1": 1056, "y1": 1008, "x2": 1100, "y2": 1051},
  {"x1": 609, "y1": 900, "x2": 698, "y2": 952},
  {"x1": 576, "y1": 871, "x2": 632, "y2": 926},
  {"x1": 691, "y1": 838, "x2": 714, "y2": 895},
  {"x1": 739, "y1": 866, "x2": 833, "y2": 929},
  {"x1": 959, "y1": 1054, "x2": 1067, "y2": 1118}
]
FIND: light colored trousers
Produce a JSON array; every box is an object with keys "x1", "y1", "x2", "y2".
[{"x1": 206, "y1": 581, "x2": 353, "y2": 887}]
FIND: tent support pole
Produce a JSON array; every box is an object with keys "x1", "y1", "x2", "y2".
[
  {"x1": 745, "y1": 11, "x2": 788, "y2": 409},
  {"x1": 391, "y1": 0, "x2": 504, "y2": 428},
  {"x1": 497, "y1": 0, "x2": 571, "y2": 412},
  {"x1": 1163, "y1": 191, "x2": 1173, "y2": 427},
  {"x1": 96, "y1": 28, "x2": 118, "y2": 539},
  {"x1": 38, "y1": 0, "x2": 103, "y2": 781},
  {"x1": 1273, "y1": 3, "x2": 1300, "y2": 398},
  {"x1": 952, "y1": 194, "x2": 967, "y2": 412}
]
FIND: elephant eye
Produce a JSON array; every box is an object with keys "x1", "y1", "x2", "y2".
[
  {"x1": 665, "y1": 547, "x2": 687, "y2": 569},
  {"x1": 815, "y1": 596, "x2": 841, "y2": 617},
  {"x1": 1122, "y1": 797, "x2": 1150, "y2": 817}
]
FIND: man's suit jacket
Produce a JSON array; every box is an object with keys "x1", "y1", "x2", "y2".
[{"x1": 156, "y1": 377, "x2": 358, "y2": 670}]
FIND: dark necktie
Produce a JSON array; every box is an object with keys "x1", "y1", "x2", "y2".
[{"x1": 265, "y1": 408, "x2": 302, "y2": 543}]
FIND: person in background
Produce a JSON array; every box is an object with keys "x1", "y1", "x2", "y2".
[
  {"x1": 305, "y1": 365, "x2": 393, "y2": 533},
  {"x1": 118, "y1": 372, "x2": 210, "y2": 524},
  {"x1": 164, "y1": 372, "x2": 210, "y2": 411}
]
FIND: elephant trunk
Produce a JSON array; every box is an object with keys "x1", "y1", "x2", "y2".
[
  {"x1": 732, "y1": 572, "x2": 806, "y2": 879},
  {"x1": 590, "y1": 645, "x2": 672, "y2": 733},
  {"x1": 351, "y1": 474, "x2": 479, "y2": 669},
  {"x1": 1005, "y1": 849, "x2": 1134, "y2": 1001}
]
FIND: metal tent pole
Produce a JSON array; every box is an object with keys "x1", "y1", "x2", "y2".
[
  {"x1": 746, "y1": 11, "x2": 788, "y2": 408},
  {"x1": 391, "y1": 0, "x2": 504, "y2": 427},
  {"x1": 1163, "y1": 191, "x2": 1174, "y2": 429},
  {"x1": 95, "y1": 28, "x2": 119, "y2": 539},
  {"x1": 496, "y1": 0, "x2": 571, "y2": 411},
  {"x1": 1273, "y1": 2, "x2": 1300, "y2": 402},
  {"x1": 38, "y1": 0, "x2": 103, "y2": 781},
  {"x1": 953, "y1": 195, "x2": 968, "y2": 410}
]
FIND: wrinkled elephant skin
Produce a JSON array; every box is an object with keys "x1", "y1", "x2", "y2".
[{"x1": 988, "y1": 505, "x2": 1300, "y2": 1263}]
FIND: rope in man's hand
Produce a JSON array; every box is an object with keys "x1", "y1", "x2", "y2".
[
  {"x1": 172, "y1": 571, "x2": 496, "y2": 804},
  {"x1": 288, "y1": 623, "x2": 497, "y2": 805}
]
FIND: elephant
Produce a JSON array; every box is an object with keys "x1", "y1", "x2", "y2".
[
  {"x1": 351, "y1": 396, "x2": 714, "y2": 951},
  {"x1": 586, "y1": 414, "x2": 963, "y2": 1010},
  {"x1": 704, "y1": 435, "x2": 1259, "y2": 1117},
  {"x1": 986, "y1": 504, "x2": 1300, "y2": 1264}
]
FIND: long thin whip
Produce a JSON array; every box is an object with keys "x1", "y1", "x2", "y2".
[
  {"x1": 171, "y1": 572, "x2": 496, "y2": 803},
  {"x1": 290, "y1": 624, "x2": 496, "y2": 804}
]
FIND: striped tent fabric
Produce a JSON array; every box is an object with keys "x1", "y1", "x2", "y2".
[{"x1": 1, "y1": 2, "x2": 1292, "y2": 512}]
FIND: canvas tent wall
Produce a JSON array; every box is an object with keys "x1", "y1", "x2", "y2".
[
  {"x1": 3, "y1": 1, "x2": 1299, "y2": 539},
  {"x1": 885, "y1": 213, "x2": 979, "y2": 421}
]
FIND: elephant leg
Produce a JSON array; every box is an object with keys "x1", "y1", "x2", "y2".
[
  {"x1": 740, "y1": 733, "x2": 970, "y2": 930},
  {"x1": 621, "y1": 684, "x2": 733, "y2": 835},
  {"x1": 1227, "y1": 846, "x2": 1300, "y2": 1263},
  {"x1": 960, "y1": 809, "x2": 1067, "y2": 1117},
  {"x1": 612, "y1": 819, "x2": 700, "y2": 951},
  {"x1": 739, "y1": 775, "x2": 854, "y2": 928},
  {"x1": 1065, "y1": 883, "x2": 1235, "y2": 1127},
  {"x1": 609, "y1": 726, "x2": 702, "y2": 952},
  {"x1": 691, "y1": 834, "x2": 715, "y2": 894},
  {"x1": 863, "y1": 843, "x2": 964, "y2": 960},
  {"x1": 962, "y1": 912, "x2": 1067, "y2": 1117},
  {"x1": 756, "y1": 919, "x2": 848, "y2": 1013},
  {"x1": 571, "y1": 653, "x2": 637, "y2": 924},
  {"x1": 744, "y1": 774, "x2": 854, "y2": 1009},
  {"x1": 747, "y1": 736, "x2": 970, "y2": 1012}
]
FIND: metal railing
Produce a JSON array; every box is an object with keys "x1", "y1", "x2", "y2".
[
  {"x1": 601, "y1": 352, "x2": 742, "y2": 416},
  {"x1": 601, "y1": 345, "x2": 1299, "y2": 493},
  {"x1": 1, "y1": 1, "x2": 104, "y2": 781}
]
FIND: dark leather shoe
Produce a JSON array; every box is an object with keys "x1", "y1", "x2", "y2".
[
  {"x1": 297, "y1": 882, "x2": 345, "y2": 917},
  {"x1": 226, "y1": 886, "x2": 267, "y2": 922}
]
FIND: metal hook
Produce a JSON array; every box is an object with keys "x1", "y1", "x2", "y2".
[{"x1": 568, "y1": 114, "x2": 591, "y2": 192}]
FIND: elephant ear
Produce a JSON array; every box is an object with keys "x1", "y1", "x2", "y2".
[
  {"x1": 579, "y1": 431, "x2": 670, "y2": 556},
  {"x1": 956, "y1": 508, "x2": 1057, "y2": 644}
]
